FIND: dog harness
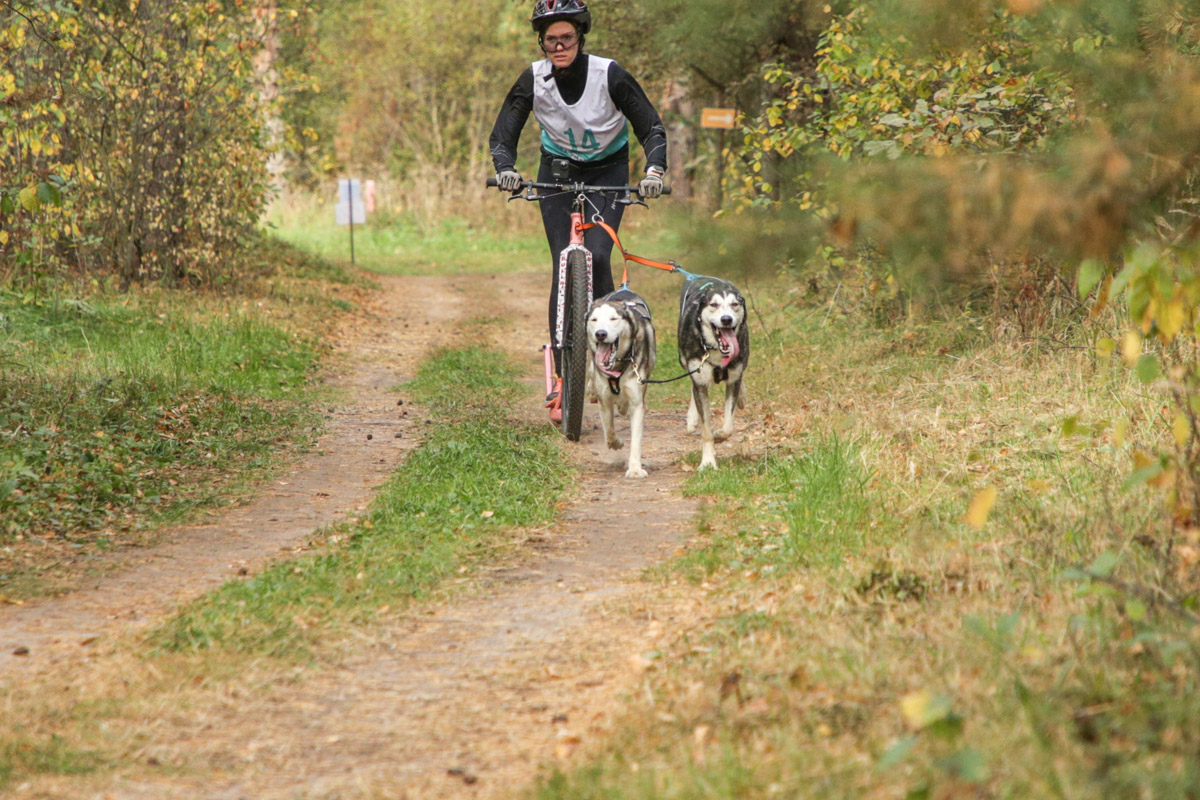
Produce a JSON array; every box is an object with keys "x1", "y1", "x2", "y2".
[{"x1": 599, "y1": 290, "x2": 651, "y2": 395}]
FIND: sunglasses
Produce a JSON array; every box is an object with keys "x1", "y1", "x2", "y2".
[{"x1": 541, "y1": 33, "x2": 578, "y2": 52}]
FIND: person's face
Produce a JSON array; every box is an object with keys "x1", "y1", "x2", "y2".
[{"x1": 541, "y1": 20, "x2": 579, "y2": 69}]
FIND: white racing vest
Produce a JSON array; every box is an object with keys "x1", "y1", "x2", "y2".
[{"x1": 532, "y1": 56, "x2": 629, "y2": 162}]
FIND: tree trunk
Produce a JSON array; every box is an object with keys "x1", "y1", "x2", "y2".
[
  {"x1": 661, "y1": 79, "x2": 697, "y2": 203},
  {"x1": 254, "y1": 0, "x2": 285, "y2": 202}
]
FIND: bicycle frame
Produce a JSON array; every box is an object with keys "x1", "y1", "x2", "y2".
[{"x1": 487, "y1": 177, "x2": 667, "y2": 439}]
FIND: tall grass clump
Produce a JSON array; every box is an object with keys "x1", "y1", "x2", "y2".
[{"x1": 678, "y1": 438, "x2": 875, "y2": 577}]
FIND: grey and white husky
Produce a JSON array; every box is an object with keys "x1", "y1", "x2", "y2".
[
  {"x1": 677, "y1": 276, "x2": 750, "y2": 470},
  {"x1": 586, "y1": 288, "x2": 656, "y2": 478}
]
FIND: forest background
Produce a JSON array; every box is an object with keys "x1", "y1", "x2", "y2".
[
  {"x1": 5, "y1": 0, "x2": 1200, "y2": 795},
  {"x1": 9, "y1": 0, "x2": 1200, "y2": 524}
]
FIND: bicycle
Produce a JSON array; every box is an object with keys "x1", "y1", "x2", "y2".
[{"x1": 486, "y1": 178, "x2": 669, "y2": 442}]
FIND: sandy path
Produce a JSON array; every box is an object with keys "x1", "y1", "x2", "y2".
[{"x1": 1, "y1": 270, "x2": 749, "y2": 799}]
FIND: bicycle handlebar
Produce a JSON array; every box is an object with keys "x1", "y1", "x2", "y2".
[{"x1": 485, "y1": 178, "x2": 671, "y2": 197}]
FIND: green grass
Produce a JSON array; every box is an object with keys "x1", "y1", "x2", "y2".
[
  {"x1": 0, "y1": 235, "x2": 352, "y2": 596},
  {"x1": 0, "y1": 735, "x2": 106, "y2": 790},
  {"x1": 153, "y1": 345, "x2": 572, "y2": 658},
  {"x1": 267, "y1": 199, "x2": 545, "y2": 275},
  {"x1": 0, "y1": 292, "x2": 321, "y2": 546},
  {"x1": 674, "y1": 440, "x2": 875, "y2": 578}
]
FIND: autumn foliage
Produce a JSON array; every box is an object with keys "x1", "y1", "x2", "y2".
[{"x1": 0, "y1": 0, "x2": 314, "y2": 286}]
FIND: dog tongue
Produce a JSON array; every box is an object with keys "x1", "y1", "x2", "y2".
[
  {"x1": 718, "y1": 328, "x2": 740, "y2": 367},
  {"x1": 595, "y1": 342, "x2": 622, "y2": 377}
]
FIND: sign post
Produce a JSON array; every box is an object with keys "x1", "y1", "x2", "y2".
[
  {"x1": 700, "y1": 107, "x2": 737, "y2": 212},
  {"x1": 336, "y1": 178, "x2": 366, "y2": 266}
]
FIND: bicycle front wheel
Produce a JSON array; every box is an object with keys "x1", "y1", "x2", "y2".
[{"x1": 561, "y1": 249, "x2": 590, "y2": 442}]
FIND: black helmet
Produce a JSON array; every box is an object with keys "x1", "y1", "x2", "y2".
[{"x1": 530, "y1": 0, "x2": 591, "y2": 35}]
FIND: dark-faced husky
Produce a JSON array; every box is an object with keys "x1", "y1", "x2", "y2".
[
  {"x1": 677, "y1": 276, "x2": 749, "y2": 470},
  {"x1": 586, "y1": 288, "x2": 656, "y2": 478}
]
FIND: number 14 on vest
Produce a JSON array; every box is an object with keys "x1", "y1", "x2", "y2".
[{"x1": 565, "y1": 128, "x2": 600, "y2": 155}]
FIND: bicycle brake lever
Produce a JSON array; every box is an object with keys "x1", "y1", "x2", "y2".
[{"x1": 617, "y1": 189, "x2": 647, "y2": 208}]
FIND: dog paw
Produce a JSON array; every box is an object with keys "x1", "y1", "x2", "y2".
[
  {"x1": 713, "y1": 430, "x2": 731, "y2": 443},
  {"x1": 698, "y1": 458, "x2": 717, "y2": 471},
  {"x1": 625, "y1": 466, "x2": 648, "y2": 478},
  {"x1": 607, "y1": 437, "x2": 623, "y2": 450}
]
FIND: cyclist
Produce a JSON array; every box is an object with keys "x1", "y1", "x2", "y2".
[{"x1": 489, "y1": 0, "x2": 668, "y2": 422}]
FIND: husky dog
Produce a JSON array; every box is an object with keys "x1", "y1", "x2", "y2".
[
  {"x1": 677, "y1": 276, "x2": 750, "y2": 470},
  {"x1": 586, "y1": 288, "x2": 656, "y2": 478}
]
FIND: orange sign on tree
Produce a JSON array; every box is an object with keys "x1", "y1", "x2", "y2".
[{"x1": 700, "y1": 107, "x2": 736, "y2": 129}]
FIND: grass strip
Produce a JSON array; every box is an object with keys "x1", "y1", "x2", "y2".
[
  {"x1": 676, "y1": 439, "x2": 875, "y2": 577},
  {"x1": 154, "y1": 345, "x2": 572, "y2": 658},
  {"x1": 0, "y1": 735, "x2": 107, "y2": 788}
]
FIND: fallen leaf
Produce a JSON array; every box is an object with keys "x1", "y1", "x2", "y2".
[
  {"x1": 964, "y1": 487, "x2": 997, "y2": 530},
  {"x1": 900, "y1": 690, "x2": 952, "y2": 730}
]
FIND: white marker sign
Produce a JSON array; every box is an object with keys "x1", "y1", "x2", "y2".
[{"x1": 336, "y1": 179, "x2": 366, "y2": 225}]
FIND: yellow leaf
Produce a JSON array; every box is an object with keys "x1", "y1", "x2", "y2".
[
  {"x1": 1096, "y1": 337, "x2": 1116, "y2": 359},
  {"x1": 900, "y1": 690, "x2": 951, "y2": 729},
  {"x1": 1174, "y1": 414, "x2": 1191, "y2": 447},
  {"x1": 18, "y1": 185, "x2": 39, "y2": 211},
  {"x1": 0, "y1": 231, "x2": 7, "y2": 245},
  {"x1": 1113, "y1": 420, "x2": 1129, "y2": 447},
  {"x1": 1120, "y1": 331, "x2": 1142, "y2": 367},
  {"x1": 964, "y1": 486, "x2": 997, "y2": 529},
  {"x1": 1132, "y1": 449, "x2": 1155, "y2": 470},
  {"x1": 1158, "y1": 298, "x2": 1187, "y2": 345}
]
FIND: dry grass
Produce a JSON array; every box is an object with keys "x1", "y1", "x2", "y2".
[{"x1": 534, "y1": 278, "x2": 1199, "y2": 798}]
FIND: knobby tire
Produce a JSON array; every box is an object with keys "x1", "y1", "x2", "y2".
[{"x1": 561, "y1": 249, "x2": 589, "y2": 442}]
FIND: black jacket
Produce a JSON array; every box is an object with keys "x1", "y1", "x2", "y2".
[{"x1": 489, "y1": 53, "x2": 668, "y2": 174}]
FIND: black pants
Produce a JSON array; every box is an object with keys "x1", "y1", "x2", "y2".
[{"x1": 538, "y1": 154, "x2": 628, "y2": 375}]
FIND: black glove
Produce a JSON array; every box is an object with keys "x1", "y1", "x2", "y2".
[
  {"x1": 638, "y1": 167, "x2": 665, "y2": 199},
  {"x1": 497, "y1": 169, "x2": 522, "y2": 192}
]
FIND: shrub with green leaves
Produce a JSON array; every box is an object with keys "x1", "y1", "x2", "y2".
[
  {"x1": 733, "y1": 5, "x2": 1074, "y2": 210},
  {"x1": 0, "y1": 0, "x2": 316, "y2": 286}
]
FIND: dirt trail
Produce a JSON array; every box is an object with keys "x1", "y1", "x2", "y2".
[
  {"x1": 1, "y1": 270, "x2": 750, "y2": 799},
  {"x1": 0, "y1": 274, "x2": 462, "y2": 671}
]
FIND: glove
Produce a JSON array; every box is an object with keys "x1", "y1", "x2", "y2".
[
  {"x1": 638, "y1": 167, "x2": 665, "y2": 199},
  {"x1": 496, "y1": 169, "x2": 522, "y2": 192}
]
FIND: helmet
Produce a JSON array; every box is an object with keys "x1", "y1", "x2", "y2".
[{"x1": 530, "y1": 0, "x2": 591, "y2": 35}]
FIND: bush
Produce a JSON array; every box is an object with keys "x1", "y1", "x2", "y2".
[{"x1": 0, "y1": 0, "x2": 316, "y2": 286}]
